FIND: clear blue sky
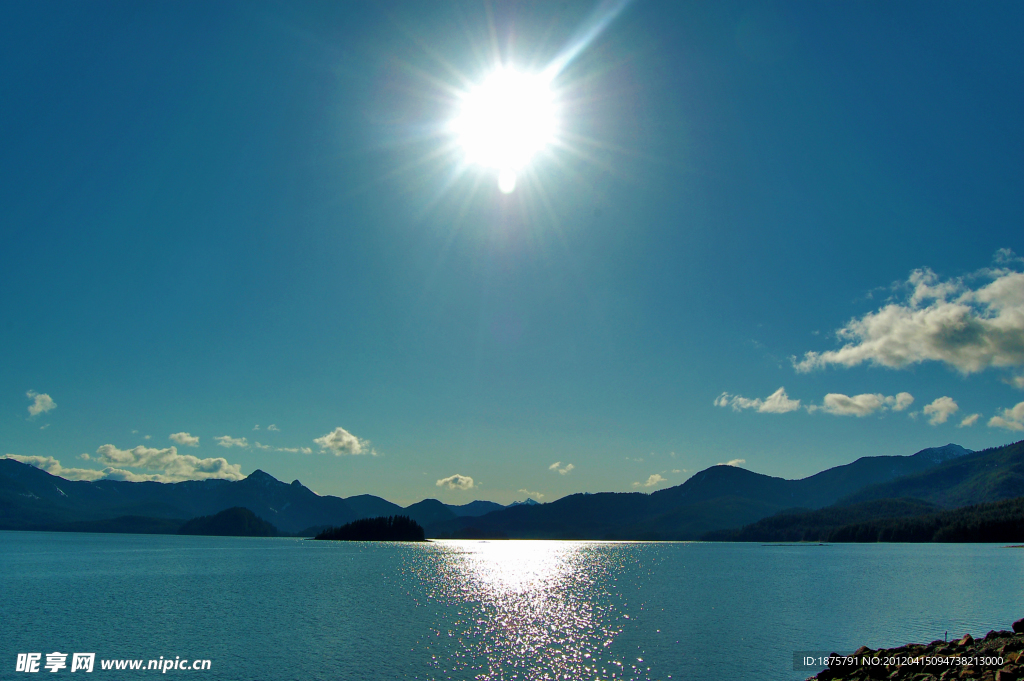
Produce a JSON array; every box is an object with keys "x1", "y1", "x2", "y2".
[{"x1": 2, "y1": 0, "x2": 1022, "y2": 505}]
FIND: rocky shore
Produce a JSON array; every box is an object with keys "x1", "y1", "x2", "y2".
[{"x1": 807, "y1": 618, "x2": 1024, "y2": 681}]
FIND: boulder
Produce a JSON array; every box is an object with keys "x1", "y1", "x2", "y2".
[{"x1": 1013, "y1": 619, "x2": 1024, "y2": 635}]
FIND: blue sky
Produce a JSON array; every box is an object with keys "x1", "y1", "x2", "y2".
[{"x1": 2, "y1": 0, "x2": 1022, "y2": 505}]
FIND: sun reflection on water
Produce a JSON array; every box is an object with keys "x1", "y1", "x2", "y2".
[{"x1": 404, "y1": 540, "x2": 657, "y2": 681}]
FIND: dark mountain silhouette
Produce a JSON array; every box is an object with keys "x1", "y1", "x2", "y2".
[
  {"x1": 403, "y1": 499, "x2": 458, "y2": 528},
  {"x1": 315, "y1": 515, "x2": 425, "y2": 542},
  {"x1": 704, "y1": 498, "x2": 941, "y2": 542},
  {"x1": 342, "y1": 494, "x2": 403, "y2": 519},
  {"x1": 427, "y1": 444, "x2": 975, "y2": 539},
  {"x1": 0, "y1": 461, "x2": 356, "y2": 534},
  {"x1": 447, "y1": 500, "x2": 505, "y2": 516},
  {"x1": 179, "y1": 507, "x2": 278, "y2": 537},
  {"x1": 837, "y1": 440, "x2": 1024, "y2": 508},
  {"x1": 709, "y1": 495, "x2": 1024, "y2": 543},
  {"x1": 3, "y1": 441, "x2": 1011, "y2": 541}
]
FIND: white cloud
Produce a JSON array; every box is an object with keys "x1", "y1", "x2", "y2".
[
  {"x1": 253, "y1": 425, "x2": 260, "y2": 431},
  {"x1": 92, "y1": 444, "x2": 244, "y2": 481},
  {"x1": 989, "y1": 402, "x2": 1024, "y2": 432},
  {"x1": 5, "y1": 444, "x2": 244, "y2": 483},
  {"x1": 548, "y1": 461, "x2": 575, "y2": 475},
  {"x1": 922, "y1": 396, "x2": 959, "y2": 425},
  {"x1": 518, "y1": 488, "x2": 545, "y2": 500},
  {"x1": 254, "y1": 441, "x2": 271, "y2": 450},
  {"x1": 1009, "y1": 375, "x2": 1024, "y2": 390},
  {"x1": 889, "y1": 392, "x2": 915, "y2": 411},
  {"x1": 714, "y1": 387, "x2": 801, "y2": 413},
  {"x1": 214, "y1": 436, "x2": 249, "y2": 448},
  {"x1": 3, "y1": 454, "x2": 106, "y2": 481},
  {"x1": 26, "y1": 391, "x2": 56, "y2": 417},
  {"x1": 632, "y1": 473, "x2": 667, "y2": 488},
  {"x1": 718, "y1": 459, "x2": 746, "y2": 467},
  {"x1": 794, "y1": 261, "x2": 1024, "y2": 376},
  {"x1": 958, "y1": 413, "x2": 980, "y2": 428},
  {"x1": 809, "y1": 392, "x2": 914, "y2": 417},
  {"x1": 267, "y1": 424, "x2": 279, "y2": 431},
  {"x1": 313, "y1": 427, "x2": 375, "y2": 456},
  {"x1": 436, "y1": 474, "x2": 474, "y2": 490},
  {"x1": 143, "y1": 435, "x2": 151, "y2": 440},
  {"x1": 169, "y1": 432, "x2": 199, "y2": 447}
]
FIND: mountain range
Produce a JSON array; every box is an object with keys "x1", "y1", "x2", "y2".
[{"x1": 3, "y1": 441, "x2": 1022, "y2": 539}]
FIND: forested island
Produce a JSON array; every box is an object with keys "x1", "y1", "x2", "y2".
[{"x1": 314, "y1": 515, "x2": 426, "y2": 542}]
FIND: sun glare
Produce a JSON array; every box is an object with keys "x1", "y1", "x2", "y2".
[{"x1": 452, "y1": 68, "x2": 557, "y2": 193}]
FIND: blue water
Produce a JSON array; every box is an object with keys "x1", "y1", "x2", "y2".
[{"x1": 2, "y1": 532, "x2": 1023, "y2": 680}]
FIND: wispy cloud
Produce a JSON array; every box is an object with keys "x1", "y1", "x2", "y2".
[
  {"x1": 714, "y1": 387, "x2": 801, "y2": 413},
  {"x1": 922, "y1": 396, "x2": 958, "y2": 425},
  {"x1": 436, "y1": 474, "x2": 474, "y2": 490},
  {"x1": 169, "y1": 432, "x2": 199, "y2": 447},
  {"x1": 794, "y1": 257, "x2": 1024, "y2": 377},
  {"x1": 267, "y1": 424, "x2": 279, "y2": 432},
  {"x1": 632, "y1": 473, "x2": 667, "y2": 488},
  {"x1": 989, "y1": 402, "x2": 1024, "y2": 432},
  {"x1": 26, "y1": 391, "x2": 56, "y2": 417},
  {"x1": 548, "y1": 461, "x2": 575, "y2": 475},
  {"x1": 254, "y1": 441, "x2": 271, "y2": 450},
  {"x1": 214, "y1": 436, "x2": 249, "y2": 448},
  {"x1": 313, "y1": 427, "x2": 376, "y2": 456},
  {"x1": 518, "y1": 488, "x2": 544, "y2": 500},
  {"x1": 276, "y1": 446, "x2": 312, "y2": 454},
  {"x1": 807, "y1": 392, "x2": 914, "y2": 417},
  {"x1": 958, "y1": 413, "x2": 980, "y2": 428},
  {"x1": 718, "y1": 459, "x2": 746, "y2": 467}
]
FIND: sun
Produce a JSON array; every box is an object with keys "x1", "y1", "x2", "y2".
[{"x1": 452, "y1": 68, "x2": 558, "y2": 193}]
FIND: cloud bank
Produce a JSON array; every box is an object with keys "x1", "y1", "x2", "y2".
[
  {"x1": 87, "y1": 444, "x2": 244, "y2": 481},
  {"x1": 794, "y1": 261, "x2": 1024, "y2": 378},
  {"x1": 3, "y1": 454, "x2": 106, "y2": 481},
  {"x1": 6, "y1": 444, "x2": 244, "y2": 483}
]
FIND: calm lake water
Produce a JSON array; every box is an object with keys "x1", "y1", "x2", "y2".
[{"x1": 2, "y1": 532, "x2": 1023, "y2": 680}]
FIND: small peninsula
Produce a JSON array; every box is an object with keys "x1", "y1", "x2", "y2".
[
  {"x1": 179, "y1": 507, "x2": 278, "y2": 537},
  {"x1": 314, "y1": 515, "x2": 426, "y2": 542}
]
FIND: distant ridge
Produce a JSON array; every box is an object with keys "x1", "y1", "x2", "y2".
[
  {"x1": 428, "y1": 443, "x2": 979, "y2": 540},
  {"x1": 837, "y1": 440, "x2": 1024, "y2": 507},
  {"x1": 3, "y1": 441, "x2": 1014, "y2": 541}
]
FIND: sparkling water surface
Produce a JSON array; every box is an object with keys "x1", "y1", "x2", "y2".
[{"x1": 2, "y1": 532, "x2": 1023, "y2": 680}]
